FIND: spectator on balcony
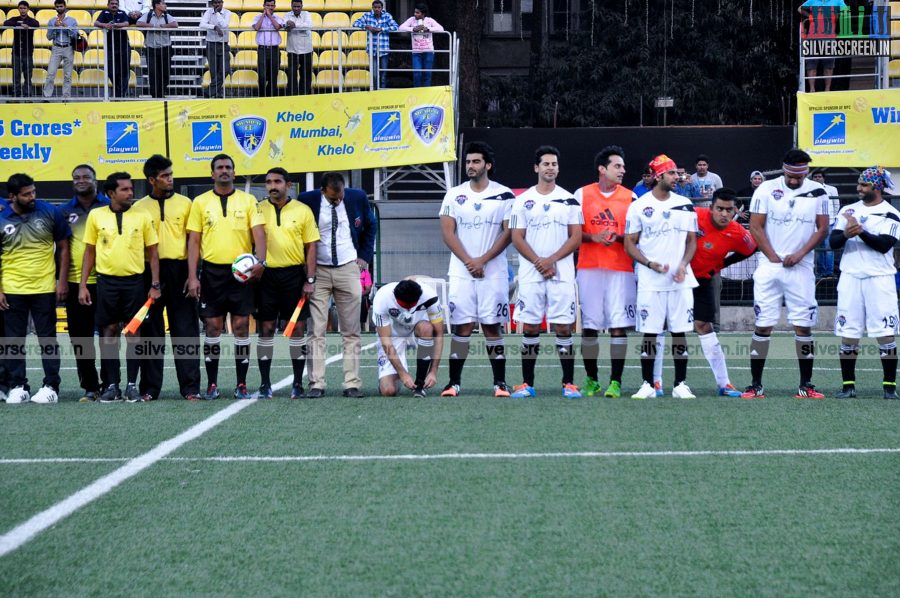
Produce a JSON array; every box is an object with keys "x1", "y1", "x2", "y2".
[
  {"x1": 95, "y1": 0, "x2": 132, "y2": 98},
  {"x1": 137, "y1": 0, "x2": 178, "y2": 98},
  {"x1": 120, "y1": 0, "x2": 148, "y2": 22},
  {"x1": 283, "y1": 0, "x2": 312, "y2": 96},
  {"x1": 253, "y1": 0, "x2": 283, "y2": 98},
  {"x1": 3, "y1": 1, "x2": 39, "y2": 97},
  {"x1": 43, "y1": 0, "x2": 78, "y2": 100},
  {"x1": 200, "y1": 0, "x2": 231, "y2": 98},
  {"x1": 353, "y1": 0, "x2": 398, "y2": 89},
  {"x1": 398, "y1": 3, "x2": 443, "y2": 87},
  {"x1": 691, "y1": 154, "x2": 724, "y2": 201},
  {"x1": 674, "y1": 167, "x2": 702, "y2": 199}
]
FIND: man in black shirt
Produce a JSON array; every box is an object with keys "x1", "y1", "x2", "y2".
[
  {"x1": 94, "y1": 0, "x2": 132, "y2": 97},
  {"x1": 3, "y1": 1, "x2": 40, "y2": 97}
]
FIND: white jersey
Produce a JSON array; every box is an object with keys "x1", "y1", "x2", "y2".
[
  {"x1": 509, "y1": 185, "x2": 583, "y2": 284},
  {"x1": 750, "y1": 177, "x2": 830, "y2": 268},
  {"x1": 625, "y1": 192, "x2": 698, "y2": 291},
  {"x1": 834, "y1": 200, "x2": 900, "y2": 278},
  {"x1": 439, "y1": 179, "x2": 515, "y2": 281},
  {"x1": 372, "y1": 281, "x2": 444, "y2": 336}
]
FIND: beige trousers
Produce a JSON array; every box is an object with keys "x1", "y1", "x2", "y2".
[{"x1": 308, "y1": 261, "x2": 362, "y2": 390}]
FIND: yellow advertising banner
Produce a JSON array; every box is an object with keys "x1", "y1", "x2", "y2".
[
  {"x1": 797, "y1": 89, "x2": 900, "y2": 167},
  {"x1": 0, "y1": 101, "x2": 168, "y2": 180},
  {"x1": 167, "y1": 86, "x2": 456, "y2": 177}
]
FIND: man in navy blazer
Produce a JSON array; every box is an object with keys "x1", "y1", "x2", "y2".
[{"x1": 299, "y1": 172, "x2": 377, "y2": 397}]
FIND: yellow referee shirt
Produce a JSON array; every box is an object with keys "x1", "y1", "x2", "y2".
[
  {"x1": 132, "y1": 193, "x2": 192, "y2": 260},
  {"x1": 257, "y1": 199, "x2": 320, "y2": 268},
  {"x1": 83, "y1": 206, "x2": 158, "y2": 276},
  {"x1": 187, "y1": 189, "x2": 264, "y2": 265}
]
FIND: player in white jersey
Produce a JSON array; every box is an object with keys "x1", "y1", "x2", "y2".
[
  {"x1": 829, "y1": 167, "x2": 900, "y2": 399},
  {"x1": 624, "y1": 154, "x2": 699, "y2": 400},
  {"x1": 438, "y1": 141, "x2": 515, "y2": 398},
  {"x1": 742, "y1": 149, "x2": 830, "y2": 400},
  {"x1": 372, "y1": 279, "x2": 444, "y2": 397},
  {"x1": 509, "y1": 145, "x2": 583, "y2": 399}
]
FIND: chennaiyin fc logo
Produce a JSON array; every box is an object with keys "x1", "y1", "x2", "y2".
[
  {"x1": 409, "y1": 105, "x2": 444, "y2": 145},
  {"x1": 231, "y1": 116, "x2": 267, "y2": 158}
]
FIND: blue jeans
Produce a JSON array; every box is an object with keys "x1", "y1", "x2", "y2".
[
  {"x1": 411, "y1": 52, "x2": 434, "y2": 87},
  {"x1": 377, "y1": 54, "x2": 389, "y2": 88},
  {"x1": 816, "y1": 230, "x2": 834, "y2": 277}
]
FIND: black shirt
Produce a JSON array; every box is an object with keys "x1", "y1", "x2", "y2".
[
  {"x1": 3, "y1": 15, "x2": 40, "y2": 53},
  {"x1": 95, "y1": 9, "x2": 131, "y2": 52}
]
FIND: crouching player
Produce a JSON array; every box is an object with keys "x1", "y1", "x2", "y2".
[
  {"x1": 373, "y1": 279, "x2": 444, "y2": 397},
  {"x1": 830, "y1": 167, "x2": 900, "y2": 399}
]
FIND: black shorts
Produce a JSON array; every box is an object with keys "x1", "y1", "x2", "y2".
[
  {"x1": 96, "y1": 273, "x2": 146, "y2": 328},
  {"x1": 692, "y1": 277, "x2": 716, "y2": 324},
  {"x1": 255, "y1": 265, "x2": 309, "y2": 322},
  {"x1": 199, "y1": 261, "x2": 255, "y2": 318}
]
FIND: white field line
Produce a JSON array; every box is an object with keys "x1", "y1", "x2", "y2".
[
  {"x1": 0, "y1": 341, "x2": 377, "y2": 558},
  {"x1": 2, "y1": 447, "x2": 898, "y2": 465}
]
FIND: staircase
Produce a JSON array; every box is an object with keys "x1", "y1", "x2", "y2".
[{"x1": 136, "y1": 0, "x2": 208, "y2": 97}]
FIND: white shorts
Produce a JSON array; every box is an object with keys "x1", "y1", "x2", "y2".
[
  {"x1": 753, "y1": 262, "x2": 818, "y2": 327},
  {"x1": 448, "y1": 276, "x2": 509, "y2": 325},
  {"x1": 376, "y1": 334, "x2": 414, "y2": 379},
  {"x1": 576, "y1": 268, "x2": 636, "y2": 330},
  {"x1": 514, "y1": 280, "x2": 577, "y2": 325},
  {"x1": 635, "y1": 287, "x2": 694, "y2": 334},
  {"x1": 835, "y1": 274, "x2": 899, "y2": 338}
]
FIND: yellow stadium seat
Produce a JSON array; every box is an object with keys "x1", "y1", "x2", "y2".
[
  {"x1": 81, "y1": 48, "x2": 105, "y2": 67},
  {"x1": 351, "y1": 0, "x2": 370, "y2": 9},
  {"x1": 0, "y1": 10, "x2": 5, "y2": 22},
  {"x1": 233, "y1": 49, "x2": 256, "y2": 67},
  {"x1": 349, "y1": 11, "x2": 365, "y2": 25},
  {"x1": 280, "y1": 49, "x2": 287, "y2": 66},
  {"x1": 76, "y1": 67, "x2": 105, "y2": 87},
  {"x1": 310, "y1": 30, "x2": 320, "y2": 48},
  {"x1": 324, "y1": 0, "x2": 351, "y2": 10},
  {"x1": 0, "y1": 66, "x2": 11, "y2": 85},
  {"x1": 280, "y1": 30, "x2": 286, "y2": 46},
  {"x1": 69, "y1": 9, "x2": 91, "y2": 26},
  {"x1": 32, "y1": 47, "x2": 51, "y2": 66},
  {"x1": 239, "y1": 11, "x2": 259, "y2": 28},
  {"x1": 235, "y1": 30, "x2": 256, "y2": 48},
  {"x1": 312, "y1": 68, "x2": 340, "y2": 89},
  {"x1": 130, "y1": 48, "x2": 140, "y2": 67},
  {"x1": 890, "y1": 59, "x2": 900, "y2": 78},
  {"x1": 0, "y1": 30, "x2": 11, "y2": 48},
  {"x1": 87, "y1": 29, "x2": 104, "y2": 48},
  {"x1": 35, "y1": 9, "x2": 56, "y2": 22},
  {"x1": 33, "y1": 29, "x2": 51, "y2": 47},
  {"x1": 302, "y1": 0, "x2": 324, "y2": 10},
  {"x1": 347, "y1": 30, "x2": 366, "y2": 48},
  {"x1": 127, "y1": 29, "x2": 143, "y2": 48},
  {"x1": 201, "y1": 69, "x2": 210, "y2": 86},
  {"x1": 0, "y1": 48, "x2": 10, "y2": 66},
  {"x1": 229, "y1": 31, "x2": 238, "y2": 45},
  {"x1": 893, "y1": 20, "x2": 900, "y2": 36},
  {"x1": 345, "y1": 48, "x2": 367, "y2": 67},
  {"x1": 225, "y1": 69, "x2": 256, "y2": 88},
  {"x1": 67, "y1": 0, "x2": 95, "y2": 8},
  {"x1": 223, "y1": 0, "x2": 242, "y2": 10},
  {"x1": 274, "y1": 0, "x2": 290, "y2": 10},
  {"x1": 31, "y1": 66, "x2": 48, "y2": 85},
  {"x1": 319, "y1": 30, "x2": 348, "y2": 49},
  {"x1": 322, "y1": 11, "x2": 349, "y2": 28},
  {"x1": 128, "y1": 68, "x2": 135, "y2": 87},
  {"x1": 277, "y1": 68, "x2": 286, "y2": 87},
  {"x1": 343, "y1": 67, "x2": 368, "y2": 88},
  {"x1": 308, "y1": 12, "x2": 322, "y2": 28},
  {"x1": 316, "y1": 49, "x2": 344, "y2": 68},
  {"x1": 228, "y1": 11, "x2": 240, "y2": 28}
]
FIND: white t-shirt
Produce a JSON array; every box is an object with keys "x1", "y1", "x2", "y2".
[
  {"x1": 372, "y1": 282, "x2": 443, "y2": 336},
  {"x1": 509, "y1": 185, "x2": 583, "y2": 284},
  {"x1": 750, "y1": 177, "x2": 830, "y2": 268},
  {"x1": 690, "y1": 172, "x2": 723, "y2": 199},
  {"x1": 834, "y1": 200, "x2": 900, "y2": 278},
  {"x1": 438, "y1": 179, "x2": 515, "y2": 281},
  {"x1": 625, "y1": 191, "x2": 699, "y2": 291}
]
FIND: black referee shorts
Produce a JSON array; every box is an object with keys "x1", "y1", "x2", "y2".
[
  {"x1": 96, "y1": 273, "x2": 146, "y2": 328},
  {"x1": 199, "y1": 261, "x2": 255, "y2": 318},
  {"x1": 255, "y1": 265, "x2": 309, "y2": 322},
  {"x1": 692, "y1": 277, "x2": 716, "y2": 324}
]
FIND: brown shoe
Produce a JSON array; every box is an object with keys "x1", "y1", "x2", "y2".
[{"x1": 342, "y1": 388, "x2": 365, "y2": 398}]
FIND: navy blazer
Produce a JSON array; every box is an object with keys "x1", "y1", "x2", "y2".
[{"x1": 298, "y1": 187, "x2": 377, "y2": 266}]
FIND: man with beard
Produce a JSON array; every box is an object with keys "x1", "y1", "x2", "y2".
[
  {"x1": 132, "y1": 155, "x2": 201, "y2": 401},
  {"x1": 624, "y1": 155, "x2": 698, "y2": 400},
  {"x1": 742, "y1": 149, "x2": 830, "y2": 399},
  {"x1": 575, "y1": 145, "x2": 637, "y2": 399},
  {"x1": 1, "y1": 173, "x2": 71, "y2": 404},
  {"x1": 829, "y1": 167, "x2": 900, "y2": 399}
]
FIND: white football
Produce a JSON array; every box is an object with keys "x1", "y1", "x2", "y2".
[{"x1": 232, "y1": 253, "x2": 259, "y2": 283}]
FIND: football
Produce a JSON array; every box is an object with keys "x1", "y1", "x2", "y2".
[{"x1": 231, "y1": 253, "x2": 259, "y2": 283}]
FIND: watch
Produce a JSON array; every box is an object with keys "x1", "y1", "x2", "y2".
[
  {"x1": 306, "y1": 276, "x2": 316, "y2": 284},
  {"x1": 150, "y1": 282, "x2": 161, "y2": 290},
  {"x1": 258, "y1": 259, "x2": 267, "y2": 268}
]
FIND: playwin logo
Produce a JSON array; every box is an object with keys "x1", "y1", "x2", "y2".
[{"x1": 812, "y1": 112, "x2": 846, "y2": 146}]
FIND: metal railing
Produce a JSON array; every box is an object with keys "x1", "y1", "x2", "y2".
[{"x1": 0, "y1": 23, "x2": 455, "y2": 101}]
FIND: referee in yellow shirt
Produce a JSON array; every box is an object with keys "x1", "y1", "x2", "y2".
[
  {"x1": 186, "y1": 153, "x2": 266, "y2": 400},
  {"x1": 79, "y1": 172, "x2": 161, "y2": 403},
  {"x1": 133, "y1": 155, "x2": 202, "y2": 401},
  {"x1": 255, "y1": 167, "x2": 319, "y2": 398}
]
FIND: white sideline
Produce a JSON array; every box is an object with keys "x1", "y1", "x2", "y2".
[
  {"x1": 0, "y1": 341, "x2": 377, "y2": 558},
  {"x1": 1, "y1": 447, "x2": 898, "y2": 465}
]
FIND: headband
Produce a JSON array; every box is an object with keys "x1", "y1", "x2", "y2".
[{"x1": 782, "y1": 163, "x2": 810, "y2": 177}]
